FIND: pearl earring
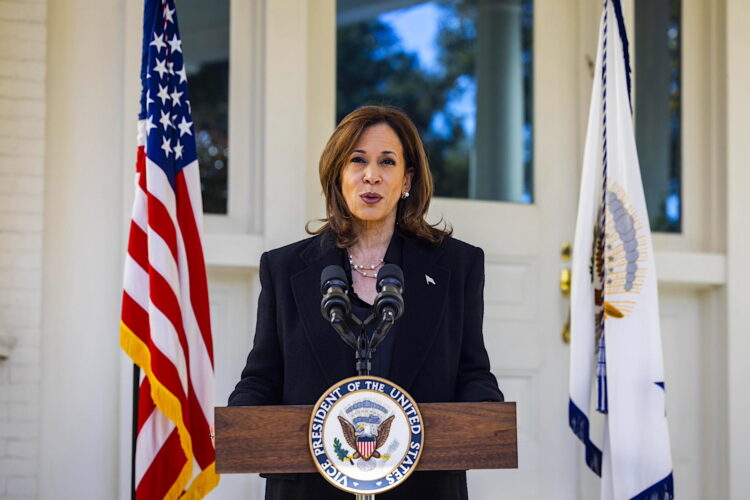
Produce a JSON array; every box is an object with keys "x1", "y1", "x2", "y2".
[{"x1": 401, "y1": 191, "x2": 410, "y2": 199}]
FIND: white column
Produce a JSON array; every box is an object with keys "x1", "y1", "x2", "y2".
[
  {"x1": 41, "y1": 0, "x2": 125, "y2": 497},
  {"x1": 726, "y1": 0, "x2": 750, "y2": 498},
  {"x1": 472, "y1": 0, "x2": 525, "y2": 202}
]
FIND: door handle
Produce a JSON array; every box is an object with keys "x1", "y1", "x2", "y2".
[
  {"x1": 560, "y1": 242, "x2": 571, "y2": 344},
  {"x1": 561, "y1": 313, "x2": 571, "y2": 344},
  {"x1": 560, "y1": 268, "x2": 571, "y2": 297}
]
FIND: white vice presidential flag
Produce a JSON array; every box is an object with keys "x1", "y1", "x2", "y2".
[{"x1": 569, "y1": 1, "x2": 674, "y2": 499}]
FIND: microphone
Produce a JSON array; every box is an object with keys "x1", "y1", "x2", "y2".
[
  {"x1": 320, "y1": 265, "x2": 351, "y2": 322},
  {"x1": 374, "y1": 264, "x2": 405, "y2": 321}
]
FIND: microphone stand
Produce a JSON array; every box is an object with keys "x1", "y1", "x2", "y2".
[
  {"x1": 322, "y1": 264, "x2": 404, "y2": 500},
  {"x1": 356, "y1": 310, "x2": 395, "y2": 376},
  {"x1": 327, "y1": 309, "x2": 397, "y2": 500},
  {"x1": 329, "y1": 309, "x2": 395, "y2": 377}
]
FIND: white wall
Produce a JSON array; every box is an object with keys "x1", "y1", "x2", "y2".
[{"x1": 0, "y1": 1, "x2": 47, "y2": 498}]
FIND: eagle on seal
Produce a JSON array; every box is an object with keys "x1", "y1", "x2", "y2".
[{"x1": 338, "y1": 414, "x2": 395, "y2": 461}]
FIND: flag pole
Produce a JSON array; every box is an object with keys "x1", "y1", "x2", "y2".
[{"x1": 131, "y1": 364, "x2": 140, "y2": 500}]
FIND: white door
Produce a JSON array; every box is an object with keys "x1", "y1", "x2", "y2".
[{"x1": 428, "y1": 1, "x2": 583, "y2": 497}]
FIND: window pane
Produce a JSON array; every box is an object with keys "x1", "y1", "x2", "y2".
[
  {"x1": 179, "y1": 0, "x2": 230, "y2": 214},
  {"x1": 336, "y1": 0, "x2": 534, "y2": 203},
  {"x1": 635, "y1": 0, "x2": 681, "y2": 232}
]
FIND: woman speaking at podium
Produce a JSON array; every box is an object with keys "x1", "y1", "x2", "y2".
[{"x1": 229, "y1": 105, "x2": 503, "y2": 499}]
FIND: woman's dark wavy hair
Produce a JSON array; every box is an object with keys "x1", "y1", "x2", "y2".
[{"x1": 307, "y1": 105, "x2": 451, "y2": 248}]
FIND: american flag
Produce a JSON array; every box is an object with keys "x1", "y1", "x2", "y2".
[{"x1": 120, "y1": 0, "x2": 219, "y2": 498}]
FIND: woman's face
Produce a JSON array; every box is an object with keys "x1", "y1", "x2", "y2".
[{"x1": 340, "y1": 123, "x2": 413, "y2": 227}]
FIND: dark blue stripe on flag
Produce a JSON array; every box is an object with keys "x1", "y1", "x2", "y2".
[
  {"x1": 569, "y1": 399, "x2": 603, "y2": 476},
  {"x1": 596, "y1": 333, "x2": 608, "y2": 413},
  {"x1": 631, "y1": 472, "x2": 674, "y2": 500},
  {"x1": 597, "y1": 375, "x2": 608, "y2": 414}
]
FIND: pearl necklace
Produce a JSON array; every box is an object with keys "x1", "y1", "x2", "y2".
[{"x1": 348, "y1": 253, "x2": 384, "y2": 279}]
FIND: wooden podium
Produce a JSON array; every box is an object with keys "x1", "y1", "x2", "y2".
[{"x1": 215, "y1": 402, "x2": 517, "y2": 475}]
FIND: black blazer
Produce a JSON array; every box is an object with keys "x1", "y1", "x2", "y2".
[{"x1": 229, "y1": 230, "x2": 503, "y2": 499}]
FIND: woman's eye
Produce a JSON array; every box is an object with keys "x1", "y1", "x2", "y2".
[
  {"x1": 381, "y1": 158, "x2": 396, "y2": 166},
  {"x1": 351, "y1": 157, "x2": 366, "y2": 164}
]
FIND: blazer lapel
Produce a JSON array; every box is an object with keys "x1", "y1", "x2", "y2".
[
  {"x1": 389, "y1": 238, "x2": 449, "y2": 392},
  {"x1": 290, "y1": 235, "x2": 354, "y2": 388}
]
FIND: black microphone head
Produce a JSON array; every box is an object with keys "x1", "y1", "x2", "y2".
[
  {"x1": 376, "y1": 264, "x2": 404, "y2": 293},
  {"x1": 321, "y1": 265, "x2": 348, "y2": 294}
]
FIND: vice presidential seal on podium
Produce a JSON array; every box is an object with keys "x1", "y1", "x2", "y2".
[
  {"x1": 214, "y1": 262, "x2": 517, "y2": 498},
  {"x1": 309, "y1": 376, "x2": 424, "y2": 495}
]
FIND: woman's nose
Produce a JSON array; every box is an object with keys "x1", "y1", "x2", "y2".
[{"x1": 363, "y1": 164, "x2": 381, "y2": 184}]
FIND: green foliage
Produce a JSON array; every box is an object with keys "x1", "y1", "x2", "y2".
[{"x1": 333, "y1": 437, "x2": 352, "y2": 464}]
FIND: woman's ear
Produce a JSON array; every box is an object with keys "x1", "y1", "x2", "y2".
[{"x1": 404, "y1": 168, "x2": 415, "y2": 192}]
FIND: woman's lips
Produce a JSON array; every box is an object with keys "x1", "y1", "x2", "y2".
[{"x1": 360, "y1": 192, "x2": 383, "y2": 205}]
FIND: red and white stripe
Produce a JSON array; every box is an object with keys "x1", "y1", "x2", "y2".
[
  {"x1": 358, "y1": 439, "x2": 376, "y2": 460},
  {"x1": 121, "y1": 120, "x2": 218, "y2": 499}
]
